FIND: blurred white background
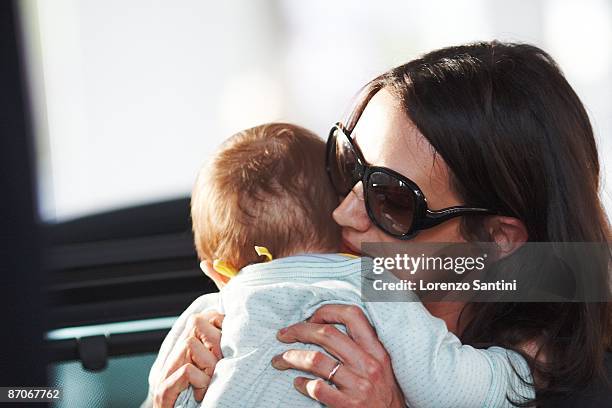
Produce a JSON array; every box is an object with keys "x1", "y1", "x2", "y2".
[{"x1": 19, "y1": 0, "x2": 612, "y2": 221}]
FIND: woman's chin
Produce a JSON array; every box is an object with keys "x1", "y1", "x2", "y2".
[{"x1": 340, "y1": 240, "x2": 361, "y2": 256}]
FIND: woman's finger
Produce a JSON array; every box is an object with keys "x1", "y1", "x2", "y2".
[
  {"x1": 306, "y1": 304, "x2": 388, "y2": 361},
  {"x1": 271, "y1": 349, "x2": 358, "y2": 388},
  {"x1": 192, "y1": 384, "x2": 206, "y2": 403},
  {"x1": 204, "y1": 310, "x2": 225, "y2": 329},
  {"x1": 177, "y1": 311, "x2": 223, "y2": 343},
  {"x1": 154, "y1": 363, "x2": 211, "y2": 408},
  {"x1": 276, "y1": 322, "x2": 374, "y2": 373},
  {"x1": 179, "y1": 312, "x2": 224, "y2": 360},
  {"x1": 184, "y1": 336, "x2": 219, "y2": 376},
  {"x1": 293, "y1": 377, "x2": 347, "y2": 407},
  {"x1": 160, "y1": 334, "x2": 219, "y2": 387}
]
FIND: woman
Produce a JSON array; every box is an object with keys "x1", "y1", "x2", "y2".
[{"x1": 146, "y1": 41, "x2": 611, "y2": 407}]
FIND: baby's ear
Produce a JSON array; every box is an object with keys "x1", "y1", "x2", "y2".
[{"x1": 200, "y1": 260, "x2": 230, "y2": 289}]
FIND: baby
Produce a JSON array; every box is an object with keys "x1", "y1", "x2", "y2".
[
  {"x1": 156, "y1": 123, "x2": 534, "y2": 407},
  {"x1": 191, "y1": 122, "x2": 342, "y2": 289}
]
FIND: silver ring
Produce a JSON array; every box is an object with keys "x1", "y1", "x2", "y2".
[{"x1": 327, "y1": 360, "x2": 342, "y2": 382}]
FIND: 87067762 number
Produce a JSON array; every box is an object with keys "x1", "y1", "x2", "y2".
[{"x1": 0, "y1": 387, "x2": 61, "y2": 402}]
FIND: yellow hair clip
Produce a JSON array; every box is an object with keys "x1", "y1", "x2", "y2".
[
  {"x1": 212, "y1": 259, "x2": 239, "y2": 279},
  {"x1": 254, "y1": 246, "x2": 273, "y2": 261},
  {"x1": 209, "y1": 246, "x2": 272, "y2": 281}
]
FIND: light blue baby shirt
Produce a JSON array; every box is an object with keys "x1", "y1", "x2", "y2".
[{"x1": 145, "y1": 254, "x2": 534, "y2": 408}]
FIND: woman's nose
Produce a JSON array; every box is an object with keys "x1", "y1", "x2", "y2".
[{"x1": 332, "y1": 182, "x2": 371, "y2": 232}]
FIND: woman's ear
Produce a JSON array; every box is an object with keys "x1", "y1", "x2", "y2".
[
  {"x1": 483, "y1": 216, "x2": 528, "y2": 257},
  {"x1": 200, "y1": 260, "x2": 230, "y2": 289}
]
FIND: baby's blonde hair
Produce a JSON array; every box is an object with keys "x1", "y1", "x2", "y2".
[{"x1": 191, "y1": 123, "x2": 341, "y2": 270}]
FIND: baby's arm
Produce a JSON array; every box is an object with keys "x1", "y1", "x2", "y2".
[{"x1": 364, "y1": 300, "x2": 534, "y2": 408}]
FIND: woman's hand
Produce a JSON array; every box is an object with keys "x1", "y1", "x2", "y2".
[
  {"x1": 271, "y1": 304, "x2": 405, "y2": 408},
  {"x1": 153, "y1": 311, "x2": 225, "y2": 408}
]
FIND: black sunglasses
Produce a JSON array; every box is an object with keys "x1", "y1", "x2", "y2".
[{"x1": 326, "y1": 123, "x2": 497, "y2": 239}]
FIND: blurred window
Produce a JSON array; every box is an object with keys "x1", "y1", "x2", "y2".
[{"x1": 19, "y1": 0, "x2": 612, "y2": 222}]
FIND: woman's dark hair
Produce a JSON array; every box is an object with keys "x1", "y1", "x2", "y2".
[{"x1": 347, "y1": 41, "x2": 611, "y2": 405}]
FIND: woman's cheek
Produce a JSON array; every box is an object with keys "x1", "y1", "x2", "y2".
[{"x1": 411, "y1": 218, "x2": 465, "y2": 244}]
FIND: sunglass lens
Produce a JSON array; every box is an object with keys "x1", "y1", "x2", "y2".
[
  {"x1": 366, "y1": 171, "x2": 415, "y2": 236},
  {"x1": 328, "y1": 127, "x2": 361, "y2": 195}
]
